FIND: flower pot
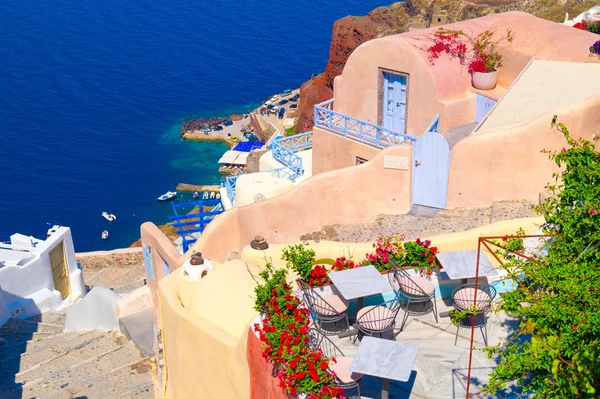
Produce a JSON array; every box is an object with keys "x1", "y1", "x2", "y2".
[{"x1": 472, "y1": 71, "x2": 498, "y2": 90}]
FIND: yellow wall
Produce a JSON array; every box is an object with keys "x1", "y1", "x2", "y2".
[{"x1": 158, "y1": 260, "x2": 257, "y2": 399}]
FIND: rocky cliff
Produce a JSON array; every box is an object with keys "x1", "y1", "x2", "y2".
[{"x1": 296, "y1": 0, "x2": 598, "y2": 132}]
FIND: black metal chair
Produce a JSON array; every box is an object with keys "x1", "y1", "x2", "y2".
[
  {"x1": 355, "y1": 292, "x2": 405, "y2": 341},
  {"x1": 451, "y1": 283, "x2": 497, "y2": 346},
  {"x1": 298, "y1": 279, "x2": 350, "y2": 336},
  {"x1": 389, "y1": 260, "x2": 439, "y2": 331},
  {"x1": 307, "y1": 327, "x2": 362, "y2": 399}
]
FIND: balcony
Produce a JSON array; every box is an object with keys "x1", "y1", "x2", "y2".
[{"x1": 314, "y1": 99, "x2": 417, "y2": 149}]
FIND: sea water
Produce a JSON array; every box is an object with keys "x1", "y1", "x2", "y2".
[{"x1": 0, "y1": 0, "x2": 393, "y2": 251}]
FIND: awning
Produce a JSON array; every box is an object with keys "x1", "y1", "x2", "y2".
[{"x1": 217, "y1": 150, "x2": 248, "y2": 166}]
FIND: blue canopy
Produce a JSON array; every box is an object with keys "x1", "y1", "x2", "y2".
[{"x1": 233, "y1": 141, "x2": 265, "y2": 152}]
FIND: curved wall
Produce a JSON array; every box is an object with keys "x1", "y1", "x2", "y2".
[
  {"x1": 447, "y1": 92, "x2": 600, "y2": 207},
  {"x1": 191, "y1": 145, "x2": 413, "y2": 263}
]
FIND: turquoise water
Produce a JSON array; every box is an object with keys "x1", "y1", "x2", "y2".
[{"x1": 0, "y1": 0, "x2": 395, "y2": 251}]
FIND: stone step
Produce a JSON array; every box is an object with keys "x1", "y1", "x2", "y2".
[
  {"x1": 0, "y1": 331, "x2": 62, "y2": 347},
  {"x1": 18, "y1": 342, "x2": 148, "y2": 398},
  {"x1": 41, "y1": 357, "x2": 153, "y2": 399},
  {"x1": 5, "y1": 332, "x2": 110, "y2": 380},
  {"x1": 103, "y1": 267, "x2": 145, "y2": 290},
  {"x1": 86, "y1": 268, "x2": 132, "y2": 288},
  {"x1": 113, "y1": 279, "x2": 147, "y2": 295},
  {"x1": 0, "y1": 330, "x2": 100, "y2": 367},
  {"x1": 25, "y1": 311, "x2": 66, "y2": 327}
]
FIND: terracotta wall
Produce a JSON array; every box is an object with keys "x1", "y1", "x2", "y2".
[
  {"x1": 191, "y1": 145, "x2": 413, "y2": 263},
  {"x1": 311, "y1": 127, "x2": 382, "y2": 174},
  {"x1": 447, "y1": 95, "x2": 600, "y2": 207},
  {"x1": 247, "y1": 329, "x2": 288, "y2": 399}
]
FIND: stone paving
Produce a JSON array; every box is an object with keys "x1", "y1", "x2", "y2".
[
  {"x1": 324, "y1": 296, "x2": 521, "y2": 399},
  {"x1": 0, "y1": 311, "x2": 155, "y2": 399},
  {"x1": 302, "y1": 200, "x2": 537, "y2": 243}
]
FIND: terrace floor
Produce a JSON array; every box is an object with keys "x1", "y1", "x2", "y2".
[{"x1": 312, "y1": 291, "x2": 521, "y2": 399}]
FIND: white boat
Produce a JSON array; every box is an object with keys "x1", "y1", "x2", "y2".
[
  {"x1": 209, "y1": 192, "x2": 215, "y2": 199},
  {"x1": 102, "y1": 212, "x2": 117, "y2": 222},
  {"x1": 193, "y1": 192, "x2": 199, "y2": 200},
  {"x1": 158, "y1": 191, "x2": 177, "y2": 201},
  {"x1": 102, "y1": 230, "x2": 109, "y2": 240},
  {"x1": 202, "y1": 192, "x2": 209, "y2": 200},
  {"x1": 216, "y1": 193, "x2": 221, "y2": 199}
]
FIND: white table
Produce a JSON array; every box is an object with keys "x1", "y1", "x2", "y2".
[
  {"x1": 328, "y1": 265, "x2": 392, "y2": 310},
  {"x1": 350, "y1": 336, "x2": 418, "y2": 399},
  {"x1": 435, "y1": 249, "x2": 498, "y2": 282}
]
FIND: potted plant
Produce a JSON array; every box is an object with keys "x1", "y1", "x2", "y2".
[
  {"x1": 403, "y1": 238, "x2": 441, "y2": 278},
  {"x1": 427, "y1": 28, "x2": 514, "y2": 90}
]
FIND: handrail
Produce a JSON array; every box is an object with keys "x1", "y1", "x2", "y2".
[
  {"x1": 276, "y1": 131, "x2": 313, "y2": 152},
  {"x1": 225, "y1": 175, "x2": 240, "y2": 206},
  {"x1": 314, "y1": 99, "x2": 417, "y2": 149},
  {"x1": 270, "y1": 139, "x2": 303, "y2": 179}
]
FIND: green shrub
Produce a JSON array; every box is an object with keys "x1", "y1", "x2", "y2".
[
  {"x1": 281, "y1": 244, "x2": 316, "y2": 282},
  {"x1": 253, "y1": 260, "x2": 288, "y2": 313},
  {"x1": 484, "y1": 118, "x2": 600, "y2": 398}
]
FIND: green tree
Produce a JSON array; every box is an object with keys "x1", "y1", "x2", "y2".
[{"x1": 484, "y1": 118, "x2": 600, "y2": 398}]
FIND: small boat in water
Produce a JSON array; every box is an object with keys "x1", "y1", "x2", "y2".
[
  {"x1": 158, "y1": 191, "x2": 177, "y2": 201},
  {"x1": 102, "y1": 230, "x2": 109, "y2": 240},
  {"x1": 216, "y1": 193, "x2": 221, "y2": 199},
  {"x1": 202, "y1": 192, "x2": 209, "y2": 200},
  {"x1": 102, "y1": 212, "x2": 117, "y2": 222},
  {"x1": 193, "y1": 192, "x2": 199, "y2": 200}
]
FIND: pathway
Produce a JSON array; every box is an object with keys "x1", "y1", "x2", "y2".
[{"x1": 301, "y1": 199, "x2": 537, "y2": 242}]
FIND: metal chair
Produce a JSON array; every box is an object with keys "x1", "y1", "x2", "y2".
[
  {"x1": 451, "y1": 283, "x2": 497, "y2": 346},
  {"x1": 355, "y1": 293, "x2": 405, "y2": 341},
  {"x1": 298, "y1": 279, "x2": 350, "y2": 336},
  {"x1": 307, "y1": 327, "x2": 362, "y2": 399},
  {"x1": 389, "y1": 260, "x2": 439, "y2": 331}
]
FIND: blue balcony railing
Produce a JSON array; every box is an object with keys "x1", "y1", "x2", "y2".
[
  {"x1": 276, "y1": 131, "x2": 313, "y2": 152},
  {"x1": 314, "y1": 99, "x2": 417, "y2": 148},
  {"x1": 270, "y1": 132, "x2": 312, "y2": 180},
  {"x1": 169, "y1": 199, "x2": 224, "y2": 252}
]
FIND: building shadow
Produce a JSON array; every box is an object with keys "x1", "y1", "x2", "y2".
[{"x1": 0, "y1": 296, "x2": 40, "y2": 399}]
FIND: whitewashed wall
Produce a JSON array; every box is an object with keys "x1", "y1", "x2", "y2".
[{"x1": 0, "y1": 227, "x2": 86, "y2": 321}]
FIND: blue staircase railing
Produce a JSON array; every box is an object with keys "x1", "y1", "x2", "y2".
[
  {"x1": 269, "y1": 131, "x2": 313, "y2": 180},
  {"x1": 314, "y1": 99, "x2": 417, "y2": 148},
  {"x1": 170, "y1": 199, "x2": 224, "y2": 252}
]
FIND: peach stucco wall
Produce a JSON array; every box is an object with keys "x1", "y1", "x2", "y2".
[
  {"x1": 447, "y1": 93, "x2": 600, "y2": 207},
  {"x1": 192, "y1": 145, "x2": 413, "y2": 262},
  {"x1": 334, "y1": 37, "x2": 444, "y2": 137},
  {"x1": 334, "y1": 12, "x2": 599, "y2": 138},
  {"x1": 311, "y1": 126, "x2": 384, "y2": 174}
]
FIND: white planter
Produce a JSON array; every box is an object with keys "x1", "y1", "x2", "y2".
[{"x1": 472, "y1": 71, "x2": 498, "y2": 90}]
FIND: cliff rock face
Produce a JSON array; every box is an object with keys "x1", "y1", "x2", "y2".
[
  {"x1": 297, "y1": 0, "x2": 598, "y2": 132},
  {"x1": 296, "y1": 2, "x2": 409, "y2": 132}
]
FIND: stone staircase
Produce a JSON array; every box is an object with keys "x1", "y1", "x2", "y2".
[
  {"x1": 0, "y1": 311, "x2": 155, "y2": 399},
  {"x1": 83, "y1": 266, "x2": 147, "y2": 295}
]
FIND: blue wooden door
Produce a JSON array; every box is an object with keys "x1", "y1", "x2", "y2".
[
  {"x1": 475, "y1": 94, "x2": 497, "y2": 123},
  {"x1": 383, "y1": 72, "x2": 407, "y2": 134},
  {"x1": 412, "y1": 122, "x2": 450, "y2": 209}
]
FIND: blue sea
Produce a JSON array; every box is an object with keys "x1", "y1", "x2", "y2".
[{"x1": 0, "y1": 0, "x2": 393, "y2": 251}]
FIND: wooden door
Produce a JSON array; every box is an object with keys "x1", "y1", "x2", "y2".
[
  {"x1": 49, "y1": 242, "x2": 70, "y2": 299},
  {"x1": 383, "y1": 72, "x2": 407, "y2": 134},
  {"x1": 412, "y1": 116, "x2": 450, "y2": 209}
]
